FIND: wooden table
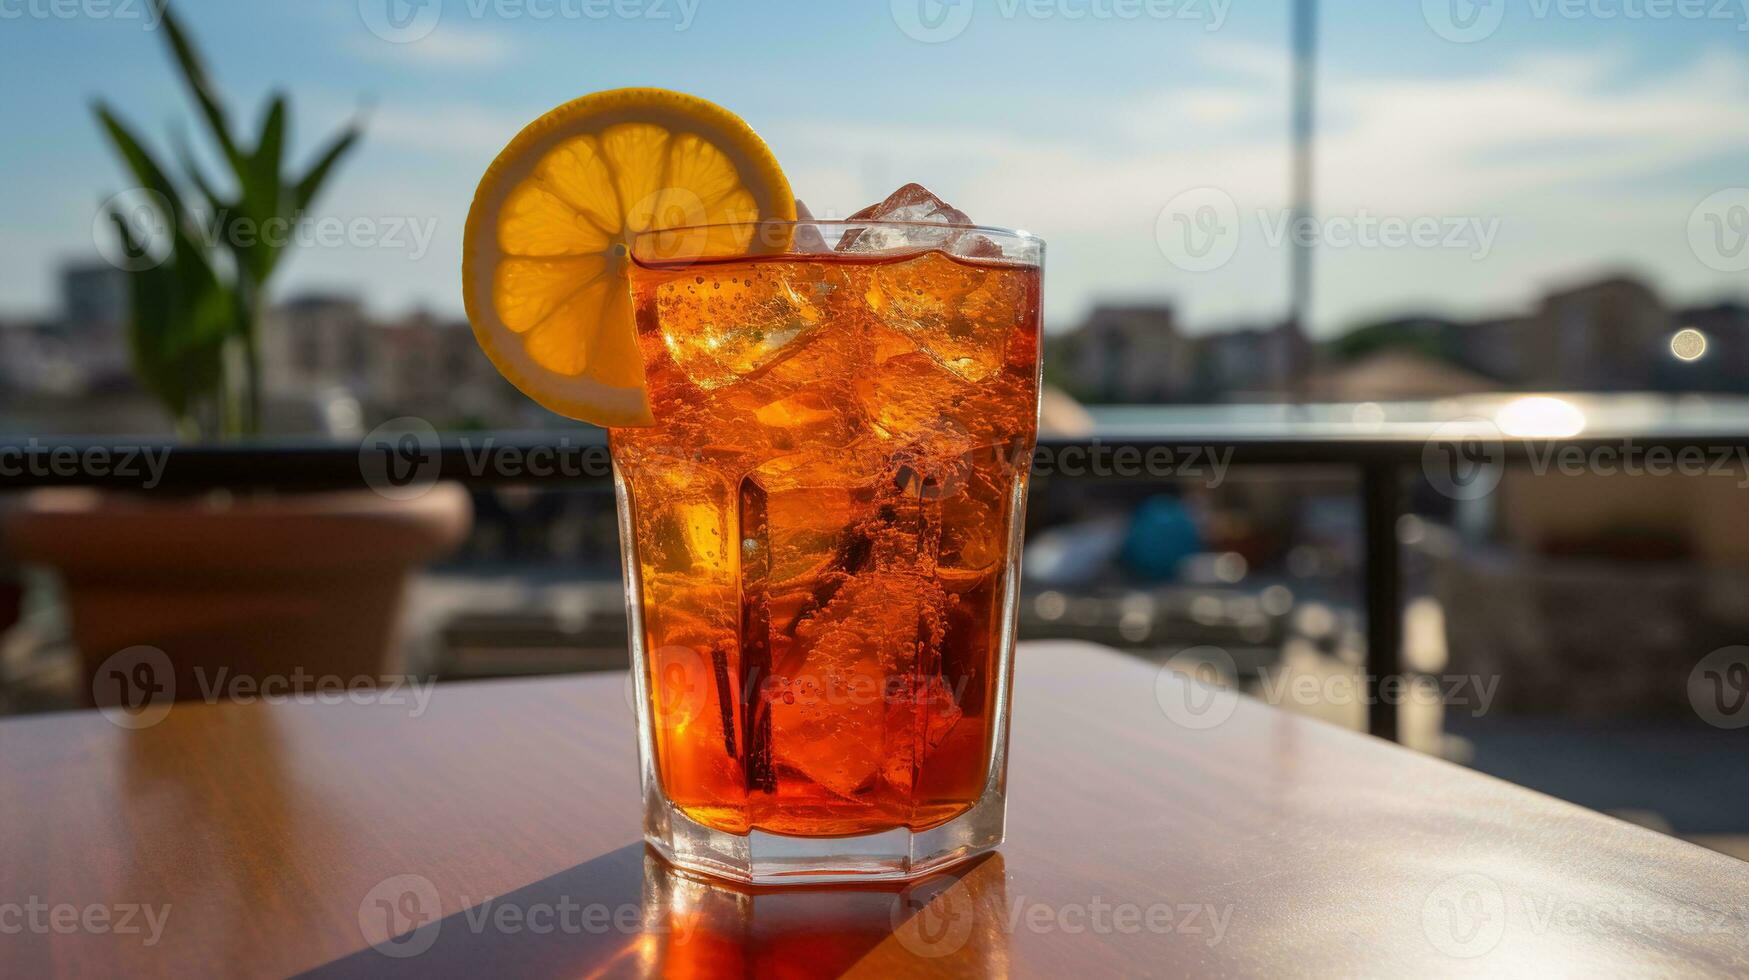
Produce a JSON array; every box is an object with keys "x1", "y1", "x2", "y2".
[{"x1": 2, "y1": 641, "x2": 1744, "y2": 977}]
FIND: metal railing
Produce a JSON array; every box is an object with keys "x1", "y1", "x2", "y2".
[{"x1": 8, "y1": 427, "x2": 1749, "y2": 741}]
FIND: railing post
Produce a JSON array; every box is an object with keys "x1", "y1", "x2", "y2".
[{"x1": 1361, "y1": 462, "x2": 1402, "y2": 741}]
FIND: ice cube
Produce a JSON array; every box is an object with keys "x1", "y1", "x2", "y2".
[
  {"x1": 716, "y1": 299, "x2": 872, "y2": 453},
  {"x1": 851, "y1": 183, "x2": 973, "y2": 227},
  {"x1": 838, "y1": 183, "x2": 1000, "y2": 256},
  {"x1": 935, "y1": 460, "x2": 1010, "y2": 582},
  {"x1": 853, "y1": 343, "x2": 976, "y2": 449},
  {"x1": 880, "y1": 673, "x2": 964, "y2": 794},
  {"x1": 654, "y1": 264, "x2": 827, "y2": 390},
  {"x1": 863, "y1": 251, "x2": 1026, "y2": 383},
  {"x1": 766, "y1": 572, "x2": 949, "y2": 802},
  {"x1": 792, "y1": 199, "x2": 829, "y2": 253}
]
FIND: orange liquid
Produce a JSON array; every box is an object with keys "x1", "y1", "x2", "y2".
[{"x1": 612, "y1": 249, "x2": 1040, "y2": 837}]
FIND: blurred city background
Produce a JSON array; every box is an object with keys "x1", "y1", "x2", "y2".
[{"x1": 2, "y1": 2, "x2": 1747, "y2": 858}]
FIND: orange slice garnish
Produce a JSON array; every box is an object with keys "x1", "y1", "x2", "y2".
[{"x1": 462, "y1": 88, "x2": 795, "y2": 425}]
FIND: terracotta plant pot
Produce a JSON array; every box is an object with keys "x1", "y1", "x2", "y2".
[{"x1": 2, "y1": 485, "x2": 472, "y2": 705}]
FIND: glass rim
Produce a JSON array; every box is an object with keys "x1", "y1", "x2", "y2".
[{"x1": 628, "y1": 218, "x2": 1042, "y2": 242}]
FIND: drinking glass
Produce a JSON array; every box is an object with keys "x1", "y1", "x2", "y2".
[{"x1": 612, "y1": 220, "x2": 1042, "y2": 883}]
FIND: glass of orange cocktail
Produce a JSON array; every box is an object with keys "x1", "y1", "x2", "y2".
[
  {"x1": 461, "y1": 88, "x2": 1039, "y2": 883},
  {"x1": 614, "y1": 218, "x2": 1041, "y2": 882}
]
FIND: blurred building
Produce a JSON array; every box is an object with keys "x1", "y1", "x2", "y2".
[
  {"x1": 261, "y1": 294, "x2": 523, "y2": 431},
  {"x1": 1197, "y1": 319, "x2": 1312, "y2": 401},
  {"x1": 1517, "y1": 275, "x2": 1670, "y2": 391},
  {"x1": 1453, "y1": 316, "x2": 1522, "y2": 382},
  {"x1": 53, "y1": 262, "x2": 131, "y2": 390},
  {"x1": 263, "y1": 293, "x2": 374, "y2": 398},
  {"x1": 1051, "y1": 304, "x2": 1193, "y2": 402},
  {"x1": 1051, "y1": 305, "x2": 1310, "y2": 404},
  {"x1": 372, "y1": 311, "x2": 515, "y2": 426},
  {"x1": 1323, "y1": 274, "x2": 1749, "y2": 398},
  {"x1": 60, "y1": 262, "x2": 128, "y2": 326},
  {"x1": 1305, "y1": 349, "x2": 1493, "y2": 401}
]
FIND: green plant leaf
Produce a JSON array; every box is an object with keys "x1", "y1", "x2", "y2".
[
  {"x1": 232, "y1": 92, "x2": 288, "y2": 285},
  {"x1": 107, "y1": 209, "x2": 231, "y2": 430},
  {"x1": 291, "y1": 121, "x2": 361, "y2": 213},
  {"x1": 172, "y1": 127, "x2": 230, "y2": 218},
  {"x1": 99, "y1": 0, "x2": 367, "y2": 439},
  {"x1": 154, "y1": 0, "x2": 244, "y2": 175},
  {"x1": 93, "y1": 103, "x2": 189, "y2": 233}
]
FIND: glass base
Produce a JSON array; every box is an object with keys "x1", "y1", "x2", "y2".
[{"x1": 643, "y1": 788, "x2": 1006, "y2": 886}]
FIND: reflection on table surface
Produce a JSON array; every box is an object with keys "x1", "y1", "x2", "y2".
[{"x1": 310, "y1": 846, "x2": 1011, "y2": 979}]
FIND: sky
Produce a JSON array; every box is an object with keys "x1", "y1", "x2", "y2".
[{"x1": 2, "y1": 0, "x2": 1746, "y2": 336}]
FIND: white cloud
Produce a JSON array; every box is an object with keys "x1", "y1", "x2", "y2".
[
  {"x1": 363, "y1": 102, "x2": 527, "y2": 156},
  {"x1": 349, "y1": 29, "x2": 515, "y2": 68},
  {"x1": 769, "y1": 43, "x2": 1749, "y2": 329},
  {"x1": 313, "y1": 43, "x2": 1749, "y2": 328}
]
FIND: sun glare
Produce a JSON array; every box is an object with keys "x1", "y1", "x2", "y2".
[{"x1": 1494, "y1": 396, "x2": 1588, "y2": 438}]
